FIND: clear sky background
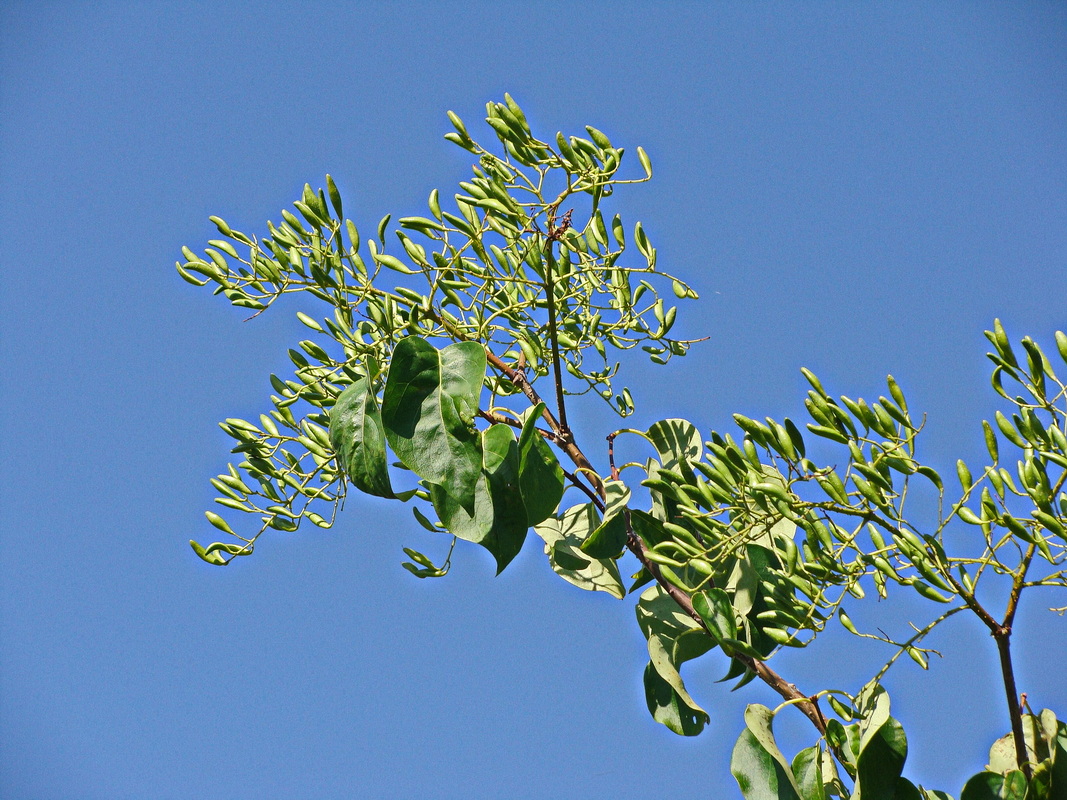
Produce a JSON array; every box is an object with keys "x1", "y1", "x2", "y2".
[{"x1": 2, "y1": 3, "x2": 1066, "y2": 798}]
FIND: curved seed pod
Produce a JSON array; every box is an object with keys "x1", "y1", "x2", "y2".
[
  {"x1": 988, "y1": 319, "x2": 1018, "y2": 368},
  {"x1": 911, "y1": 580, "x2": 952, "y2": 603}
]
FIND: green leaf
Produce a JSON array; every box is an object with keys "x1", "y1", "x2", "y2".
[
  {"x1": 382, "y1": 336, "x2": 485, "y2": 510},
  {"x1": 517, "y1": 402, "x2": 565, "y2": 525},
  {"x1": 853, "y1": 684, "x2": 908, "y2": 800},
  {"x1": 961, "y1": 771, "x2": 1028, "y2": 800},
  {"x1": 329, "y1": 377, "x2": 394, "y2": 498},
  {"x1": 534, "y1": 503, "x2": 625, "y2": 598},
  {"x1": 791, "y1": 746, "x2": 827, "y2": 800},
  {"x1": 919, "y1": 790, "x2": 955, "y2": 800},
  {"x1": 643, "y1": 660, "x2": 707, "y2": 737},
  {"x1": 693, "y1": 588, "x2": 738, "y2": 645},
  {"x1": 580, "y1": 512, "x2": 627, "y2": 559},
  {"x1": 636, "y1": 585, "x2": 714, "y2": 735},
  {"x1": 580, "y1": 479, "x2": 630, "y2": 559},
  {"x1": 894, "y1": 778, "x2": 923, "y2": 800},
  {"x1": 480, "y1": 424, "x2": 530, "y2": 571},
  {"x1": 647, "y1": 418, "x2": 702, "y2": 479},
  {"x1": 987, "y1": 733, "x2": 1019, "y2": 775},
  {"x1": 430, "y1": 424, "x2": 528, "y2": 573},
  {"x1": 730, "y1": 705, "x2": 802, "y2": 800},
  {"x1": 856, "y1": 682, "x2": 893, "y2": 753},
  {"x1": 792, "y1": 746, "x2": 847, "y2": 800}
]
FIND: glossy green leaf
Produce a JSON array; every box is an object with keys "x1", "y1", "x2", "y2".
[
  {"x1": 647, "y1": 418, "x2": 702, "y2": 479},
  {"x1": 961, "y1": 771, "x2": 1028, "y2": 800},
  {"x1": 693, "y1": 588, "x2": 738, "y2": 645},
  {"x1": 643, "y1": 661, "x2": 707, "y2": 737},
  {"x1": 988, "y1": 710, "x2": 1067, "y2": 781},
  {"x1": 431, "y1": 424, "x2": 527, "y2": 573},
  {"x1": 329, "y1": 377, "x2": 394, "y2": 498},
  {"x1": 856, "y1": 682, "x2": 893, "y2": 752},
  {"x1": 534, "y1": 503, "x2": 625, "y2": 598},
  {"x1": 918, "y1": 789, "x2": 955, "y2": 800},
  {"x1": 894, "y1": 778, "x2": 923, "y2": 800},
  {"x1": 791, "y1": 746, "x2": 827, "y2": 800},
  {"x1": 854, "y1": 684, "x2": 908, "y2": 800},
  {"x1": 581, "y1": 479, "x2": 630, "y2": 559},
  {"x1": 794, "y1": 746, "x2": 848, "y2": 800},
  {"x1": 382, "y1": 336, "x2": 485, "y2": 510},
  {"x1": 636, "y1": 585, "x2": 714, "y2": 735},
  {"x1": 517, "y1": 402, "x2": 565, "y2": 525},
  {"x1": 580, "y1": 512, "x2": 627, "y2": 559},
  {"x1": 731, "y1": 705, "x2": 803, "y2": 800}
]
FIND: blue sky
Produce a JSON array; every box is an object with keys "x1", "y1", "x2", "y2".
[{"x1": 2, "y1": 3, "x2": 1066, "y2": 798}]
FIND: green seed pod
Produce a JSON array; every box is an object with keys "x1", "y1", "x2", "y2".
[
  {"x1": 852, "y1": 475, "x2": 884, "y2": 507},
  {"x1": 995, "y1": 410, "x2": 1028, "y2": 448},
  {"x1": 956, "y1": 459, "x2": 973, "y2": 490},
  {"x1": 867, "y1": 569, "x2": 885, "y2": 598},
  {"x1": 906, "y1": 646, "x2": 929, "y2": 669},
  {"x1": 911, "y1": 580, "x2": 952, "y2": 603},
  {"x1": 981, "y1": 421, "x2": 1000, "y2": 463},
  {"x1": 1055, "y1": 331, "x2": 1067, "y2": 365},
  {"x1": 763, "y1": 627, "x2": 805, "y2": 647},
  {"x1": 828, "y1": 695, "x2": 855, "y2": 721},
  {"x1": 688, "y1": 558, "x2": 714, "y2": 577},
  {"x1": 205, "y1": 511, "x2": 234, "y2": 534},
  {"x1": 886, "y1": 374, "x2": 908, "y2": 412},
  {"x1": 657, "y1": 564, "x2": 693, "y2": 592},
  {"x1": 636, "y1": 146, "x2": 652, "y2": 178},
  {"x1": 872, "y1": 556, "x2": 903, "y2": 583},
  {"x1": 990, "y1": 319, "x2": 1018, "y2": 367},
  {"x1": 1033, "y1": 510, "x2": 1066, "y2": 537},
  {"x1": 838, "y1": 608, "x2": 859, "y2": 635},
  {"x1": 807, "y1": 424, "x2": 849, "y2": 444},
  {"x1": 988, "y1": 468, "x2": 1005, "y2": 500},
  {"x1": 816, "y1": 472, "x2": 849, "y2": 505},
  {"x1": 742, "y1": 438, "x2": 761, "y2": 467},
  {"x1": 911, "y1": 555, "x2": 953, "y2": 592}
]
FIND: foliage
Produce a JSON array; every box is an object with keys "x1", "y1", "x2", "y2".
[{"x1": 179, "y1": 96, "x2": 1067, "y2": 798}]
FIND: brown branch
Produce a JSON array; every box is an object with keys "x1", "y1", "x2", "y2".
[
  {"x1": 941, "y1": 560, "x2": 1003, "y2": 634},
  {"x1": 484, "y1": 347, "x2": 604, "y2": 498},
  {"x1": 994, "y1": 630, "x2": 1030, "y2": 780},
  {"x1": 994, "y1": 543, "x2": 1037, "y2": 780}
]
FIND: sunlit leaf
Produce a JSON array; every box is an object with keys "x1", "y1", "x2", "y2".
[
  {"x1": 731, "y1": 705, "x2": 802, "y2": 800},
  {"x1": 382, "y1": 336, "x2": 485, "y2": 510},
  {"x1": 517, "y1": 402, "x2": 565, "y2": 525},
  {"x1": 329, "y1": 377, "x2": 394, "y2": 498},
  {"x1": 431, "y1": 424, "x2": 527, "y2": 573},
  {"x1": 534, "y1": 503, "x2": 624, "y2": 598},
  {"x1": 636, "y1": 585, "x2": 714, "y2": 736}
]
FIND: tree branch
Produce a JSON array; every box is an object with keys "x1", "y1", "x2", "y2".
[
  {"x1": 484, "y1": 346, "x2": 604, "y2": 498},
  {"x1": 995, "y1": 631, "x2": 1030, "y2": 780},
  {"x1": 994, "y1": 543, "x2": 1037, "y2": 779},
  {"x1": 487, "y1": 294, "x2": 831, "y2": 749}
]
